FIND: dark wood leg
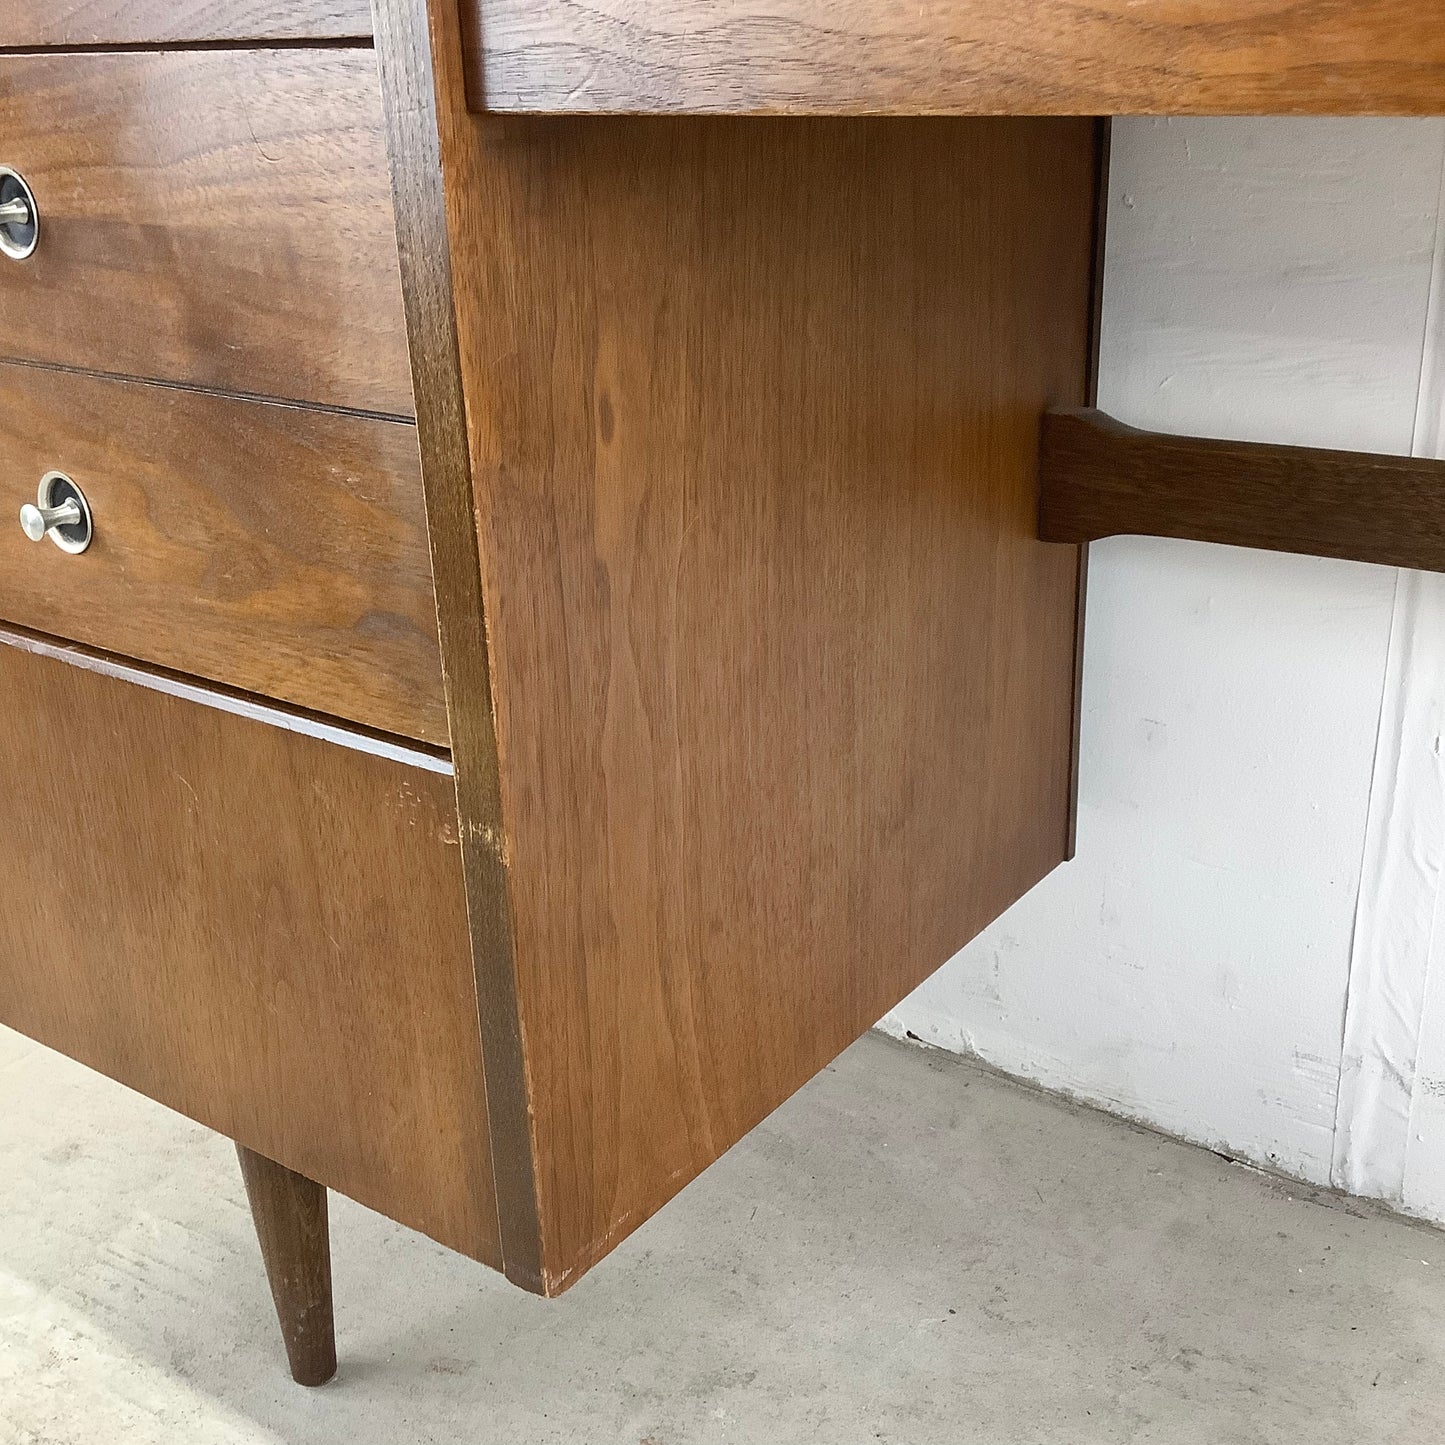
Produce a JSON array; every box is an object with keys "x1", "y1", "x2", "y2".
[{"x1": 236, "y1": 1144, "x2": 337, "y2": 1386}]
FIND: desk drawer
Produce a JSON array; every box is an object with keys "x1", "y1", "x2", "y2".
[
  {"x1": 0, "y1": 49, "x2": 413, "y2": 416},
  {"x1": 0, "y1": 364, "x2": 446, "y2": 746},
  {"x1": 0, "y1": 629, "x2": 495, "y2": 1262},
  {"x1": 0, "y1": 1, "x2": 373, "y2": 45}
]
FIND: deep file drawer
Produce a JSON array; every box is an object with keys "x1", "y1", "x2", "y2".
[
  {"x1": 0, "y1": 48, "x2": 414, "y2": 415},
  {"x1": 0, "y1": 628, "x2": 497, "y2": 1262},
  {"x1": 0, "y1": 363, "x2": 447, "y2": 745}
]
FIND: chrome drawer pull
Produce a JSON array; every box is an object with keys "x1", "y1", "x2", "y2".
[
  {"x1": 19, "y1": 473, "x2": 92, "y2": 554},
  {"x1": 0, "y1": 166, "x2": 39, "y2": 261},
  {"x1": 20, "y1": 498, "x2": 81, "y2": 540}
]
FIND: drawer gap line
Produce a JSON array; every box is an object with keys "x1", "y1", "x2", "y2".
[{"x1": 0, "y1": 622, "x2": 452, "y2": 774}]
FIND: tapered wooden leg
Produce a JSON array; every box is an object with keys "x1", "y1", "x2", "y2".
[{"x1": 236, "y1": 1144, "x2": 337, "y2": 1386}]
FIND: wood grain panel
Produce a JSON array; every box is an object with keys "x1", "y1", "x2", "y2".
[
  {"x1": 0, "y1": 630, "x2": 495, "y2": 1264},
  {"x1": 1040, "y1": 407, "x2": 1445, "y2": 572},
  {"x1": 405, "y1": 0, "x2": 1097, "y2": 1292},
  {"x1": 0, "y1": 50, "x2": 413, "y2": 415},
  {"x1": 0, "y1": 365, "x2": 445, "y2": 743},
  {"x1": 0, "y1": 1, "x2": 371, "y2": 44},
  {"x1": 462, "y1": 0, "x2": 1445, "y2": 116}
]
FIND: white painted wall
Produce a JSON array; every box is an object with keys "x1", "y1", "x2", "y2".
[{"x1": 881, "y1": 117, "x2": 1445, "y2": 1225}]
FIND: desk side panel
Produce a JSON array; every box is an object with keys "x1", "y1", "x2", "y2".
[{"x1": 436, "y1": 108, "x2": 1095, "y2": 1290}]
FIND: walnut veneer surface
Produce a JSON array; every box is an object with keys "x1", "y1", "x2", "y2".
[
  {"x1": 0, "y1": 0, "x2": 373, "y2": 44},
  {"x1": 0, "y1": 48, "x2": 414, "y2": 416},
  {"x1": 0, "y1": 363, "x2": 445, "y2": 744},
  {"x1": 463, "y1": 0, "x2": 1445, "y2": 116},
  {"x1": 3, "y1": 0, "x2": 1437, "y2": 1338},
  {"x1": 380, "y1": 0, "x2": 1097, "y2": 1293},
  {"x1": 0, "y1": 630, "x2": 494, "y2": 1263}
]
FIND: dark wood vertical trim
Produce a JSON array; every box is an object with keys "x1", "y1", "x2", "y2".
[
  {"x1": 1062, "y1": 118, "x2": 1111, "y2": 862},
  {"x1": 369, "y1": 0, "x2": 544, "y2": 1292},
  {"x1": 1084, "y1": 119, "x2": 1112, "y2": 412},
  {"x1": 1065, "y1": 543, "x2": 1090, "y2": 863},
  {"x1": 236, "y1": 1146, "x2": 336, "y2": 1387}
]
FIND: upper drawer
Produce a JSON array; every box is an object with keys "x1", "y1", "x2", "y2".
[
  {"x1": 0, "y1": 49, "x2": 414, "y2": 416},
  {"x1": 0, "y1": 363, "x2": 447, "y2": 746},
  {"x1": 0, "y1": 1, "x2": 371, "y2": 45}
]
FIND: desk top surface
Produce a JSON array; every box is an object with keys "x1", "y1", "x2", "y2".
[{"x1": 462, "y1": 0, "x2": 1445, "y2": 117}]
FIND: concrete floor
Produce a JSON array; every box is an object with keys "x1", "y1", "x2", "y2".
[{"x1": 1, "y1": 1027, "x2": 1442, "y2": 1445}]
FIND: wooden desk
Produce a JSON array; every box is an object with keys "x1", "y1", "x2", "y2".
[{"x1": 1, "y1": 0, "x2": 1439, "y2": 1384}]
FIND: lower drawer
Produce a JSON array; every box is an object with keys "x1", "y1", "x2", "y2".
[
  {"x1": 0, "y1": 364, "x2": 447, "y2": 745},
  {"x1": 0, "y1": 629, "x2": 496, "y2": 1263}
]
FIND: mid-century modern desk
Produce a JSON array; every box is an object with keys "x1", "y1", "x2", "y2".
[{"x1": 1, "y1": 0, "x2": 1441, "y2": 1385}]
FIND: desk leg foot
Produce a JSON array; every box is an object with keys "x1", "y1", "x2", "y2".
[{"x1": 236, "y1": 1144, "x2": 337, "y2": 1386}]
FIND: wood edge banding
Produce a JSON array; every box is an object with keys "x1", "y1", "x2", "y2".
[{"x1": 369, "y1": 0, "x2": 546, "y2": 1294}]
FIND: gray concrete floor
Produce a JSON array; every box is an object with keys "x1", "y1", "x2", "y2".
[{"x1": 1, "y1": 1025, "x2": 1442, "y2": 1445}]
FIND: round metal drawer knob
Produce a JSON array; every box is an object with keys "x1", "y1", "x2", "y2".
[
  {"x1": 0, "y1": 166, "x2": 38, "y2": 261},
  {"x1": 19, "y1": 473, "x2": 92, "y2": 554},
  {"x1": 20, "y1": 498, "x2": 81, "y2": 541}
]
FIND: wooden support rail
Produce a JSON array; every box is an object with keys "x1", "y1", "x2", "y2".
[{"x1": 1039, "y1": 408, "x2": 1445, "y2": 574}]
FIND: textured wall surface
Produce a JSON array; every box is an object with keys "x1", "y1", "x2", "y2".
[{"x1": 883, "y1": 117, "x2": 1445, "y2": 1224}]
